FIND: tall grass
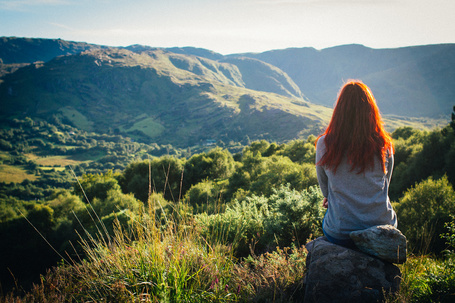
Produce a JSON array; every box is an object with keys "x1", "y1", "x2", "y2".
[
  {"x1": 384, "y1": 255, "x2": 455, "y2": 303},
  {"x1": 385, "y1": 219, "x2": 455, "y2": 303},
  {"x1": 2, "y1": 192, "x2": 311, "y2": 302},
  {"x1": 4, "y1": 170, "x2": 454, "y2": 302},
  {"x1": 2, "y1": 197, "x2": 239, "y2": 302}
]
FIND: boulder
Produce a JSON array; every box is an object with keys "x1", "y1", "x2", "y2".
[
  {"x1": 350, "y1": 225, "x2": 407, "y2": 264},
  {"x1": 303, "y1": 237, "x2": 401, "y2": 303}
]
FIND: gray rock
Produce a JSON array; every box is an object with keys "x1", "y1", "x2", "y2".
[
  {"x1": 350, "y1": 225, "x2": 407, "y2": 264},
  {"x1": 304, "y1": 237, "x2": 401, "y2": 303}
]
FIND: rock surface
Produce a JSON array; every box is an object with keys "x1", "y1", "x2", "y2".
[
  {"x1": 303, "y1": 237, "x2": 401, "y2": 303},
  {"x1": 350, "y1": 225, "x2": 407, "y2": 264}
]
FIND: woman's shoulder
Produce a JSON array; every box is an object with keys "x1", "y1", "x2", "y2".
[
  {"x1": 316, "y1": 135, "x2": 327, "y2": 159},
  {"x1": 316, "y1": 135, "x2": 326, "y2": 148}
]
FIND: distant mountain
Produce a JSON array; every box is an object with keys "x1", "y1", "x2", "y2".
[
  {"x1": 221, "y1": 56, "x2": 303, "y2": 99},
  {"x1": 0, "y1": 36, "x2": 104, "y2": 64},
  {"x1": 0, "y1": 47, "x2": 331, "y2": 147},
  {"x1": 0, "y1": 37, "x2": 451, "y2": 148},
  {"x1": 232, "y1": 44, "x2": 455, "y2": 118},
  {"x1": 125, "y1": 45, "x2": 225, "y2": 61}
]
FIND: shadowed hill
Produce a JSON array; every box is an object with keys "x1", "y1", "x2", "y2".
[
  {"x1": 221, "y1": 56, "x2": 304, "y2": 99},
  {"x1": 0, "y1": 37, "x2": 450, "y2": 148},
  {"x1": 0, "y1": 48, "x2": 331, "y2": 147},
  {"x1": 0, "y1": 36, "x2": 104, "y2": 64},
  {"x1": 234, "y1": 44, "x2": 455, "y2": 118}
]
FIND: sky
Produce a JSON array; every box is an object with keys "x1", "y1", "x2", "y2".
[{"x1": 0, "y1": 0, "x2": 454, "y2": 55}]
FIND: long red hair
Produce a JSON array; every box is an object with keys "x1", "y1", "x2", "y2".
[{"x1": 316, "y1": 80, "x2": 393, "y2": 174}]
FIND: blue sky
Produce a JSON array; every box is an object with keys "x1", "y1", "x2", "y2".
[{"x1": 1, "y1": 0, "x2": 454, "y2": 55}]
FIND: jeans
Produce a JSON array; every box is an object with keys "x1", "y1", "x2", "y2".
[{"x1": 322, "y1": 215, "x2": 356, "y2": 249}]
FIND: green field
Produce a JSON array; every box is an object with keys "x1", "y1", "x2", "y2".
[
  {"x1": 25, "y1": 154, "x2": 87, "y2": 167},
  {"x1": 120, "y1": 115, "x2": 165, "y2": 138},
  {"x1": 0, "y1": 164, "x2": 38, "y2": 183},
  {"x1": 59, "y1": 106, "x2": 94, "y2": 131}
]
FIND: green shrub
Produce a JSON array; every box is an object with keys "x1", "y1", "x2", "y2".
[
  {"x1": 395, "y1": 256, "x2": 455, "y2": 303},
  {"x1": 72, "y1": 171, "x2": 121, "y2": 202},
  {"x1": 442, "y1": 217, "x2": 455, "y2": 255},
  {"x1": 183, "y1": 147, "x2": 235, "y2": 192},
  {"x1": 184, "y1": 180, "x2": 225, "y2": 214},
  {"x1": 394, "y1": 175, "x2": 455, "y2": 254},
  {"x1": 261, "y1": 185, "x2": 324, "y2": 249},
  {"x1": 228, "y1": 151, "x2": 318, "y2": 199},
  {"x1": 196, "y1": 185, "x2": 324, "y2": 257},
  {"x1": 196, "y1": 194, "x2": 268, "y2": 257}
]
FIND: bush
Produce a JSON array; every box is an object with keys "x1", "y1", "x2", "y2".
[
  {"x1": 72, "y1": 171, "x2": 121, "y2": 202},
  {"x1": 442, "y1": 217, "x2": 455, "y2": 255},
  {"x1": 261, "y1": 185, "x2": 324, "y2": 249},
  {"x1": 184, "y1": 180, "x2": 225, "y2": 214},
  {"x1": 395, "y1": 256, "x2": 455, "y2": 303},
  {"x1": 196, "y1": 185, "x2": 324, "y2": 257},
  {"x1": 394, "y1": 175, "x2": 455, "y2": 254}
]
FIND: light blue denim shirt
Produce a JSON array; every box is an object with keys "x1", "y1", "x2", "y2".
[{"x1": 316, "y1": 135, "x2": 397, "y2": 240}]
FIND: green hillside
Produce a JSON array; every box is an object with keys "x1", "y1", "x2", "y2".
[
  {"x1": 0, "y1": 47, "x2": 332, "y2": 147},
  {"x1": 0, "y1": 37, "x2": 450, "y2": 149},
  {"x1": 1, "y1": 38, "x2": 455, "y2": 301}
]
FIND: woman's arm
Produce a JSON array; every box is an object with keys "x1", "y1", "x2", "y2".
[
  {"x1": 386, "y1": 150, "x2": 394, "y2": 184},
  {"x1": 316, "y1": 137, "x2": 329, "y2": 197}
]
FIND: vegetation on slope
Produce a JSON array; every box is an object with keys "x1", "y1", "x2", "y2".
[
  {"x1": 1, "y1": 115, "x2": 455, "y2": 301},
  {"x1": 1, "y1": 37, "x2": 455, "y2": 301},
  {"x1": 0, "y1": 47, "x2": 333, "y2": 147}
]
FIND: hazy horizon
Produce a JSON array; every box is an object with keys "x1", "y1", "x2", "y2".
[{"x1": 1, "y1": 0, "x2": 454, "y2": 55}]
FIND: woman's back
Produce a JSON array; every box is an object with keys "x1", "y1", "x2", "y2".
[
  {"x1": 316, "y1": 135, "x2": 397, "y2": 240},
  {"x1": 315, "y1": 80, "x2": 397, "y2": 243}
]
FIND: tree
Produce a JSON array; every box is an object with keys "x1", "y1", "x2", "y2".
[
  {"x1": 183, "y1": 148, "x2": 235, "y2": 193},
  {"x1": 118, "y1": 156, "x2": 184, "y2": 203},
  {"x1": 281, "y1": 139, "x2": 316, "y2": 164},
  {"x1": 184, "y1": 180, "x2": 224, "y2": 214},
  {"x1": 73, "y1": 171, "x2": 121, "y2": 202}
]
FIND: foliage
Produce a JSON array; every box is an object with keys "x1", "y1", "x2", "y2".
[
  {"x1": 1, "y1": 214, "x2": 310, "y2": 303},
  {"x1": 0, "y1": 174, "x2": 143, "y2": 292},
  {"x1": 442, "y1": 216, "x2": 455, "y2": 255},
  {"x1": 233, "y1": 246, "x2": 307, "y2": 302},
  {"x1": 390, "y1": 256, "x2": 455, "y2": 303},
  {"x1": 118, "y1": 156, "x2": 184, "y2": 203},
  {"x1": 394, "y1": 175, "x2": 455, "y2": 254},
  {"x1": 390, "y1": 125, "x2": 455, "y2": 200},
  {"x1": 184, "y1": 179, "x2": 226, "y2": 214},
  {"x1": 183, "y1": 147, "x2": 235, "y2": 192},
  {"x1": 196, "y1": 185, "x2": 324, "y2": 257},
  {"x1": 72, "y1": 170, "x2": 121, "y2": 201},
  {"x1": 261, "y1": 185, "x2": 324, "y2": 249},
  {"x1": 227, "y1": 150, "x2": 318, "y2": 199},
  {"x1": 3, "y1": 119, "x2": 455, "y2": 301},
  {"x1": 2, "y1": 210, "x2": 238, "y2": 302}
]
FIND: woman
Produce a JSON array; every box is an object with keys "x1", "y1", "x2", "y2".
[{"x1": 315, "y1": 80, "x2": 397, "y2": 248}]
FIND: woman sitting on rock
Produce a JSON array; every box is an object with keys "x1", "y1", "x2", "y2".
[{"x1": 315, "y1": 80, "x2": 397, "y2": 248}]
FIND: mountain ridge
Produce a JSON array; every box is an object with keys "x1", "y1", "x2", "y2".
[
  {"x1": 0, "y1": 37, "x2": 451, "y2": 148},
  {"x1": 234, "y1": 43, "x2": 455, "y2": 117},
  {"x1": 0, "y1": 46, "x2": 331, "y2": 147}
]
